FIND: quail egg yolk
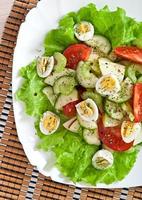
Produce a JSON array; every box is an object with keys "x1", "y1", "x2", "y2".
[
  {"x1": 100, "y1": 77, "x2": 116, "y2": 91},
  {"x1": 80, "y1": 101, "x2": 94, "y2": 117},
  {"x1": 38, "y1": 57, "x2": 49, "y2": 73},
  {"x1": 95, "y1": 157, "x2": 110, "y2": 168},
  {"x1": 43, "y1": 115, "x2": 58, "y2": 132},
  {"x1": 77, "y1": 23, "x2": 90, "y2": 34},
  {"x1": 122, "y1": 121, "x2": 134, "y2": 137}
]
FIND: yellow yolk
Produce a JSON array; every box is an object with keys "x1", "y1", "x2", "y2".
[
  {"x1": 100, "y1": 77, "x2": 116, "y2": 91},
  {"x1": 77, "y1": 23, "x2": 90, "y2": 33},
  {"x1": 80, "y1": 101, "x2": 94, "y2": 117},
  {"x1": 43, "y1": 115, "x2": 58, "y2": 132},
  {"x1": 122, "y1": 121, "x2": 134, "y2": 137},
  {"x1": 39, "y1": 57, "x2": 48, "y2": 73}
]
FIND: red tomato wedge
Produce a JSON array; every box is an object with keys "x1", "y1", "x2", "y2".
[
  {"x1": 114, "y1": 46, "x2": 142, "y2": 64},
  {"x1": 63, "y1": 100, "x2": 80, "y2": 118},
  {"x1": 98, "y1": 118, "x2": 133, "y2": 152},
  {"x1": 63, "y1": 44, "x2": 92, "y2": 69},
  {"x1": 133, "y1": 83, "x2": 142, "y2": 122}
]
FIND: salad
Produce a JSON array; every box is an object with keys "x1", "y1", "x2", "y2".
[{"x1": 16, "y1": 3, "x2": 142, "y2": 185}]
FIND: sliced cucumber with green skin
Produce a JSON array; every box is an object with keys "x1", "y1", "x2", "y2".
[
  {"x1": 55, "y1": 89, "x2": 78, "y2": 111},
  {"x1": 108, "y1": 78, "x2": 133, "y2": 103},
  {"x1": 87, "y1": 52, "x2": 101, "y2": 77},
  {"x1": 77, "y1": 115, "x2": 97, "y2": 129},
  {"x1": 53, "y1": 75, "x2": 77, "y2": 95},
  {"x1": 81, "y1": 90, "x2": 103, "y2": 112},
  {"x1": 83, "y1": 129, "x2": 100, "y2": 145},
  {"x1": 90, "y1": 61, "x2": 101, "y2": 77},
  {"x1": 131, "y1": 63, "x2": 142, "y2": 74},
  {"x1": 121, "y1": 102, "x2": 135, "y2": 122},
  {"x1": 103, "y1": 113, "x2": 121, "y2": 128},
  {"x1": 53, "y1": 52, "x2": 67, "y2": 72},
  {"x1": 105, "y1": 100, "x2": 124, "y2": 120},
  {"x1": 85, "y1": 35, "x2": 111, "y2": 54},
  {"x1": 76, "y1": 61, "x2": 98, "y2": 88},
  {"x1": 44, "y1": 68, "x2": 75, "y2": 86},
  {"x1": 43, "y1": 86, "x2": 57, "y2": 106},
  {"x1": 63, "y1": 117, "x2": 80, "y2": 133},
  {"x1": 125, "y1": 66, "x2": 137, "y2": 83}
]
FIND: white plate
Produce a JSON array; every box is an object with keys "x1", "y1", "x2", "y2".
[{"x1": 13, "y1": 0, "x2": 142, "y2": 188}]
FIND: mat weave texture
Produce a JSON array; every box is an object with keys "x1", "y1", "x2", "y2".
[{"x1": 0, "y1": 1, "x2": 142, "y2": 199}]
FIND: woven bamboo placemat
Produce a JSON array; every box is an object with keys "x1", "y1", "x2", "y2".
[{"x1": 0, "y1": 0, "x2": 142, "y2": 199}]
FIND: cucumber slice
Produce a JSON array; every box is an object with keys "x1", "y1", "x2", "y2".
[
  {"x1": 108, "y1": 78, "x2": 133, "y2": 103},
  {"x1": 53, "y1": 75, "x2": 77, "y2": 95},
  {"x1": 90, "y1": 61, "x2": 101, "y2": 77},
  {"x1": 85, "y1": 35, "x2": 111, "y2": 54},
  {"x1": 105, "y1": 100, "x2": 124, "y2": 120},
  {"x1": 77, "y1": 115, "x2": 97, "y2": 129},
  {"x1": 43, "y1": 86, "x2": 57, "y2": 106},
  {"x1": 83, "y1": 129, "x2": 100, "y2": 145},
  {"x1": 53, "y1": 52, "x2": 67, "y2": 72},
  {"x1": 131, "y1": 63, "x2": 142, "y2": 74},
  {"x1": 103, "y1": 113, "x2": 121, "y2": 128},
  {"x1": 63, "y1": 117, "x2": 80, "y2": 133},
  {"x1": 88, "y1": 52, "x2": 101, "y2": 77},
  {"x1": 81, "y1": 90, "x2": 103, "y2": 112},
  {"x1": 99, "y1": 58, "x2": 125, "y2": 82},
  {"x1": 125, "y1": 66, "x2": 137, "y2": 83},
  {"x1": 55, "y1": 89, "x2": 78, "y2": 111},
  {"x1": 76, "y1": 61, "x2": 98, "y2": 88},
  {"x1": 44, "y1": 68, "x2": 75, "y2": 86},
  {"x1": 121, "y1": 102, "x2": 134, "y2": 122}
]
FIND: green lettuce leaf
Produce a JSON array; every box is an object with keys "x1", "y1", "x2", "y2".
[
  {"x1": 37, "y1": 129, "x2": 66, "y2": 150},
  {"x1": 133, "y1": 22, "x2": 142, "y2": 47}
]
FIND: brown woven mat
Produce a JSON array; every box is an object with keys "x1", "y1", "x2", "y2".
[{"x1": 0, "y1": 1, "x2": 142, "y2": 199}]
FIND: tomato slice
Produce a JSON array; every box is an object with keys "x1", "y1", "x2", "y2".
[
  {"x1": 133, "y1": 83, "x2": 142, "y2": 122},
  {"x1": 114, "y1": 46, "x2": 142, "y2": 64},
  {"x1": 63, "y1": 44, "x2": 92, "y2": 69},
  {"x1": 63, "y1": 100, "x2": 80, "y2": 118},
  {"x1": 98, "y1": 118, "x2": 133, "y2": 151}
]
